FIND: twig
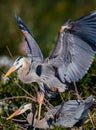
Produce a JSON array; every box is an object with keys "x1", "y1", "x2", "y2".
[
  {"x1": 88, "y1": 112, "x2": 95, "y2": 128},
  {"x1": 85, "y1": 111, "x2": 96, "y2": 125},
  {"x1": 0, "y1": 95, "x2": 50, "y2": 111},
  {"x1": 1, "y1": 116, "x2": 26, "y2": 123},
  {"x1": 17, "y1": 124, "x2": 26, "y2": 130},
  {"x1": 0, "y1": 96, "x2": 36, "y2": 102},
  {"x1": 13, "y1": 78, "x2": 34, "y2": 98},
  {"x1": 6, "y1": 45, "x2": 14, "y2": 58},
  {"x1": 44, "y1": 98, "x2": 54, "y2": 109}
]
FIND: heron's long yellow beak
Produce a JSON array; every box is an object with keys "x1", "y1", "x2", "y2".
[
  {"x1": 4, "y1": 65, "x2": 16, "y2": 78},
  {"x1": 7, "y1": 109, "x2": 21, "y2": 120}
]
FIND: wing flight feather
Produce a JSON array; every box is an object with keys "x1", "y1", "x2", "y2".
[
  {"x1": 48, "y1": 11, "x2": 96, "y2": 83},
  {"x1": 15, "y1": 15, "x2": 43, "y2": 61}
]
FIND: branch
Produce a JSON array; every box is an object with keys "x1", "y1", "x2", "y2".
[
  {"x1": 1, "y1": 116, "x2": 26, "y2": 123},
  {"x1": 85, "y1": 111, "x2": 96, "y2": 124},
  {"x1": 0, "y1": 96, "x2": 36, "y2": 102},
  {"x1": 0, "y1": 95, "x2": 49, "y2": 110}
]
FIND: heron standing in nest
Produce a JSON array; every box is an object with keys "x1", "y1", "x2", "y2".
[
  {"x1": 4, "y1": 10, "x2": 96, "y2": 120},
  {"x1": 7, "y1": 95, "x2": 93, "y2": 129}
]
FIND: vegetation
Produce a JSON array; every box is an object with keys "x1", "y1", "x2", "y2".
[{"x1": 0, "y1": 0, "x2": 96, "y2": 129}]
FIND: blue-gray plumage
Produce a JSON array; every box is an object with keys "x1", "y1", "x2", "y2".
[
  {"x1": 6, "y1": 95, "x2": 93, "y2": 129},
  {"x1": 15, "y1": 16, "x2": 44, "y2": 61},
  {"x1": 4, "y1": 11, "x2": 96, "y2": 94},
  {"x1": 47, "y1": 95, "x2": 93, "y2": 128}
]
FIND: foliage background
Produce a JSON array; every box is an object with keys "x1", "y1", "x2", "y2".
[{"x1": 0, "y1": 0, "x2": 96, "y2": 129}]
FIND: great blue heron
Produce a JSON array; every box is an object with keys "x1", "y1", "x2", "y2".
[
  {"x1": 7, "y1": 95, "x2": 93, "y2": 129},
  {"x1": 4, "y1": 10, "x2": 96, "y2": 93},
  {"x1": 4, "y1": 10, "x2": 96, "y2": 119}
]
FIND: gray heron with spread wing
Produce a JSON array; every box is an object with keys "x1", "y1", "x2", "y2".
[
  {"x1": 4, "y1": 10, "x2": 96, "y2": 92},
  {"x1": 4, "y1": 10, "x2": 96, "y2": 120},
  {"x1": 6, "y1": 95, "x2": 93, "y2": 129}
]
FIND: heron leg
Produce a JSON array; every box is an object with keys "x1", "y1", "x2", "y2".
[
  {"x1": 38, "y1": 103, "x2": 42, "y2": 121},
  {"x1": 73, "y1": 82, "x2": 82, "y2": 101},
  {"x1": 33, "y1": 91, "x2": 44, "y2": 129},
  {"x1": 37, "y1": 91, "x2": 44, "y2": 120}
]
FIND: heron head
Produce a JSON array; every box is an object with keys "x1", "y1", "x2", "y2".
[
  {"x1": 7, "y1": 103, "x2": 32, "y2": 120},
  {"x1": 4, "y1": 56, "x2": 25, "y2": 78}
]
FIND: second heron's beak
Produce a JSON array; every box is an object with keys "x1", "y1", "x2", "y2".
[
  {"x1": 7, "y1": 109, "x2": 21, "y2": 120},
  {"x1": 4, "y1": 65, "x2": 16, "y2": 78}
]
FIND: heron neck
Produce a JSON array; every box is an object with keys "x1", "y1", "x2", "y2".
[{"x1": 18, "y1": 60, "x2": 32, "y2": 83}]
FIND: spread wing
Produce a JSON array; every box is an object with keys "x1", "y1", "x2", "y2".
[
  {"x1": 48, "y1": 11, "x2": 96, "y2": 83},
  {"x1": 55, "y1": 95, "x2": 93, "y2": 127},
  {"x1": 15, "y1": 15, "x2": 44, "y2": 61}
]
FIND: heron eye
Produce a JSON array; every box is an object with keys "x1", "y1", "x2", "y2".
[{"x1": 36, "y1": 65, "x2": 42, "y2": 76}]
